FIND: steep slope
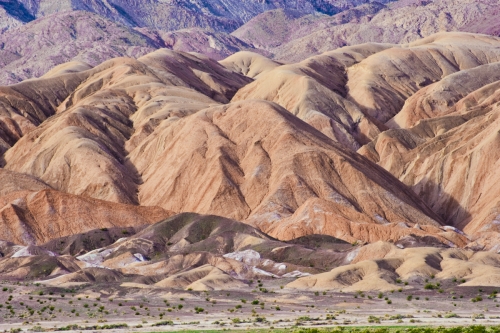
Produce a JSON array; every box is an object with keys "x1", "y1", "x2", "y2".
[
  {"x1": 0, "y1": 170, "x2": 172, "y2": 245},
  {"x1": 135, "y1": 28, "x2": 259, "y2": 61},
  {"x1": 231, "y1": 44, "x2": 392, "y2": 150},
  {"x1": 232, "y1": 3, "x2": 385, "y2": 50},
  {"x1": 129, "y1": 99, "x2": 451, "y2": 244},
  {"x1": 219, "y1": 51, "x2": 281, "y2": 79},
  {"x1": 358, "y1": 62, "x2": 500, "y2": 250},
  {"x1": 388, "y1": 62, "x2": 500, "y2": 129},
  {"x1": 3, "y1": 0, "x2": 500, "y2": 85},
  {"x1": 0, "y1": 42, "x2": 475, "y2": 246},
  {"x1": 345, "y1": 33, "x2": 500, "y2": 124},
  {"x1": 0, "y1": 63, "x2": 91, "y2": 154},
  {"x1": 2, "y1": 49, "x2": 251, "y2": 204},
  {"x1": 231, "y1": 33, "x2": 500, "y2": 151},
  {"x1": 0, "y1": 169, "x2": 51, "y2": 196},
  {"x1": 0, "y1": 216, "x2": 475, "y2": 289},
  {"x1": 8, "y1": 213, "x2": 461, "y2": 288},
  {"x1": 0, "y1": 190, "x2": 172, "y2": 246},
  {"x1": 0, "y1": 4, "x2": 25, "y2": 33}
]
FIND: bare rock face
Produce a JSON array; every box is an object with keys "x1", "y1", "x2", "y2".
[
  {"x1": 345, "y1": 33, "x2": 500, "y2": 124},
  {"x1": 1, "y1": 0, "x2": 398, "y2": 36},
  {"x1": 0, "y1": 11, "x2": 158, "y2": 85},
  {"x1": 0, "y1": 187, "x2": 173, "y2": 246},
  {"x1": 230, "y1": 44, "x2": 392, "y2": 150},
  {"x1": 3, "y1": 0, "x2": 500, "y2": 85},
  {"x1": 1, "y1": 213, "x2": 456, "y2": 287},
  {"x1": 231, "y1": 34, "x2": 500, "y2": 151},
  {"x1": 0, "y1": 41, "x2": 457, "y2": 246},
  {"x1": 358, "y1": 54, "x2": 500, "y2": 251},
  {"x1": 0, "y1": 169, "x2": 170, "y2": 246},
  {"x1": 129, "y1": 99, "x2": 445, "y2": 244},
  {"x1": 388, "y1": 62, "x2": 500, "y2": 129},
  {"x1": 2, "y1": 50, "x2": 250, "y2": 204},
  {"x1": 0, "y1": 6, "x2": 25, "y2": 33},
  {"x1": 232, "y1": 4, "x2": 386, "y2": 50},
  {"x1": 219, "y1": 51, "x2": 282, "y2": 79}
]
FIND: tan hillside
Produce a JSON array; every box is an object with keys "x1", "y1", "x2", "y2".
[
  {"x1": 219, "y1": 51, "x2": 282, "y2": 79},
  {"x1": 231, "y1": 34, "x2": 500, "y2": 151},
  {"x1": 129, "y1": 99, "x2": 448, "y2": 244},
  {"x1": 3, "y1": 50, "x2": 249, "y2": 205},
  {"x1": 358, "y1": 60, "x2": 500, "y2": 250},
  {"x1": 231, "y1": 43, "x2": 392, "y2": 150},
  {"x1": 1, "y1": 32, "x2": 500, "y2": 253},
  {"x1": 0, "y1": 188, "x2": 172, "y2": 245},
  {"x1": 287, "y1": 243, "x2": 500, "y2": 291}
]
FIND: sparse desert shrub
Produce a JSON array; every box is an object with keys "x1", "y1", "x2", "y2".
[
  {"x1": 445, "y1": 313, "x2": 460, "y2": 318},
  {"x1": 151, "y1": 321, "x2": 174, "y2": 327},
  {"x1": 425, "y1": 283, "x2": 438, "y2": 290}
]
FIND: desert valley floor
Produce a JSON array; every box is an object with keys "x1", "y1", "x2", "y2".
[{"x1": 3, "y1": 278, "x2": 500, "y2": 332}]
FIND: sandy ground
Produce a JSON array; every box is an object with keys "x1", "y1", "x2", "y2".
[{"x1": 1, "y1": 278, "x2": 500, "y2": 332}]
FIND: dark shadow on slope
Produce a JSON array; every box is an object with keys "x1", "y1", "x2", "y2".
[
  {"x1": 286, "y1": 234, "x2": 352, "y2": 251},
  {"x1": 109, "y1": 3, "x2": 138, "y2": 27},
  {"x1": 412, "y1": 177, "x2": 472, "y2": 230},
  {"x1": 0, "y1": 0, "x2": 35, "y2": 23}
]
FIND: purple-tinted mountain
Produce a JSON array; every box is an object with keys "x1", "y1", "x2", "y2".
[
  {"x1": 234, "y1": 0, "x2": 500, "y2": 62},
  {"x1": 3, "y1": 0, "x2": 500, "y2": 84},
  {"x1": 1, "y1": 0, "x2": 397, "y2": 33},
  {"x1": 135, "y1": 27, "x2": 262, "y2": 61},
  {"x1": 0, "y1": 10, "x2": 158, "y2": 85},
  {"x1": 0, "y1": 10, "x2": 258, "y2": 84}
]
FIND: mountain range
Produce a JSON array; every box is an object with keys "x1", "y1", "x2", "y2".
[{"x1": 2, "y1": 0, "x2": 500, "y2": 295}]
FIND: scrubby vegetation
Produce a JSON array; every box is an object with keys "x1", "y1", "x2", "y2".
[{"x1": 292, "y1": 328, "x2": 500, "y2": 333}]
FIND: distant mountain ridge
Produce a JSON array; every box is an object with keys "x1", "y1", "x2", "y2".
[
  {"x1": 1, "y1": 0, "x2": 500, "y2": 85},
  {"x1": 0, "y1": 0, "x2": 397, "y2": 33}
]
